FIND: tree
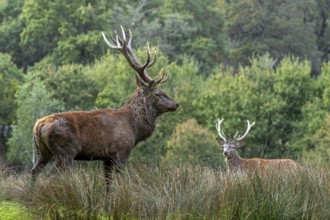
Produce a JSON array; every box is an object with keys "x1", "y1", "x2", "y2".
[
  {"x1": 7, "y1": 73, "x2": 63, "y2": 167},
  {"x1": 314, "y1": 0, "x2": 330, "y2": 63},
  {"x1": 292, "y1": 61, "x2": 330, "y2": 162},
  {"x1": 20, "y1": 0, "x2": 113, "y2": 66},
  {"x1": 158, "y1": 0, "x2": 226, "y2": 75},
  {"x1": 225, "y1": 0, "x2": 321, "y2": 74},
  {"x1": 0, "y1": 53, "x2": 23, "y2": 125},
  {"x1": 308, "y1": 113, "x2": 330, "y2": 162},
  {"x1": 0, "y1": 53, "x2": 23, "y2": 158},
  {"x1": 28, "y1": 57, "x2": 98, "y2": 111},
  {"x1": 89, "y1": 51, "x2": 139, "y2": 109},
  {"x1": 0, "y1": 0, "x2": 25, "y2": 68}
]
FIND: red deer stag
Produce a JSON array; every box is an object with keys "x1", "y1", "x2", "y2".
[
  {"x1": 32, "y1": 27, "x2": 179, "y2": 185},
  {"x1": 216, "y1": 119, "x2": 299, "y2": 173}
]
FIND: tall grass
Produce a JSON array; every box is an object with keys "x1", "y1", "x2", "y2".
[
  {"x1": 0, "y1": 161, "x2": 329, "y2": 219},
  {"x1": 0, "y1": 159, "x2": 33, "y2": 219}
]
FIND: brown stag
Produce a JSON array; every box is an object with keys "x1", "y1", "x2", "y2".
[
  {"x1": 216, "y1": 119, "x2": 299, "y2": 173},
  {"x1": 32, "y1": 26, "x2": 179, "y2": 185}
]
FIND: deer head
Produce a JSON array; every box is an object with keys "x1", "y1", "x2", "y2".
[
  {"x1": 102, "y1": 26, "x2": 178, "y2": 116},
  {"x1": 216, "y1": 119, "x2": 255, "y2": 159}
]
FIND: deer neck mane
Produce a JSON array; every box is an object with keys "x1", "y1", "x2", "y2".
[
  {"x1": 226, "y1": 151, "x2": 243, "y2": 171},
  {"x1": 124, "y1": 89, "x2": 157, "y2": 143}
]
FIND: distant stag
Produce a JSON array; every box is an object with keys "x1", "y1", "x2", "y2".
[
  {"x1": 32, "y1": 27, "x2": 179, "y2": 185},
  {"x1": 216, "y1": 119, "x2": 299, "y2": 173}
]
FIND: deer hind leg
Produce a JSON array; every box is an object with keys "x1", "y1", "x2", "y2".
[
  {"x1": 31, "y1": 146, "x2": 52, "y2": 181},
  {"x1": 48, "y1": 141, "x2": 77, "y2": 175}
]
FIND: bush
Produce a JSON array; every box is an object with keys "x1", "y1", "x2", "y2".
[{"x1": 164, "y1": 118, "x2": 223, "y2": 168}]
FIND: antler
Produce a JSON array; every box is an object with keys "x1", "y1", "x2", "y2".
[
  {"x1": 216, "y1": 118, "x2": 227, "y2": 142},
  {"x1": 102, "y1": 26, "x2": 168, "y2": 85},
  {"x1": 235, "y1": 120, "x2": 255, "y2": 141}
]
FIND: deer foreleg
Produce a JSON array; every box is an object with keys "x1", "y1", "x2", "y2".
[{"x1": 103, "y1": 159, "x2": 115, "y2": 192}]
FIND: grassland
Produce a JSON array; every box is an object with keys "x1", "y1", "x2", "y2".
[{"x1": 0, "y1": 160, "x2": 329, "y2": 219}]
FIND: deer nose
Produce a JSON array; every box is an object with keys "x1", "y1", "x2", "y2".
[
  {"x1": 223, "y1": 151, "x2": 228, "y2": 156},
  {"x1": 176, "y1": 103, "x2": 179, "y2": 108}
]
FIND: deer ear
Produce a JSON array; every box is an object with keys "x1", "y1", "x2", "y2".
[
  {"x1": 236, "y1": 140, "x2": 245, "y2": 148},
  {"x1": 216, "y1": 137, "x2": 225, "y2": 146}
]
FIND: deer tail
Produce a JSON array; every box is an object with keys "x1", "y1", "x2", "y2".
[{"x1": 33, "y1": 120, "x2": 49, "y2": 159}]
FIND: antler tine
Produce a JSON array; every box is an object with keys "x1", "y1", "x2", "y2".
[
  {"x1": 127, "y1": 29, "x2": 133, "y2": 48},
  {"x1": 110, "y1": 33, "x2": 117, "y2": 44},
  {"x1": 142, "y1": 43, "x2": 152, "y2": 69},
  {"x1": 153, "y1": 69, "x2": 170, "y2": 84},
  {"x1": 138, "y1": 43, "x2": 155, "y2": 70},
  {"x1": 116, "y1": 29, "x2": 126, "y2": 45},
  {"x1": 235, "y1": 120, "x2": 255, "y2": 141},
  {"x1": 132, "y1": 42, "x2": 157, "y2": 83},
  {"x1": 123, "y1": 29, "x2": 140, "y2": 67},
  {"x1": 233, "y1": 131, "x2": 239, "y2": 139},
  {"x1": 161, "y1": 70, "x2": 170, "y2": 84},
  {"x1": 115, "y1": 33, "x2": 121, "y2": 47},
  {"x1": 146, "y1": 43, "x2": 157, "y2": 68},
  {"x1": 102, "y1": 32, "x2": 119, "y2": 49},
  {"x1": 216, "y1": 118, "x2": 227, "y2": 142},
  {"x1": 120, "y1": 25, "x2": 126, "y2": 42}
]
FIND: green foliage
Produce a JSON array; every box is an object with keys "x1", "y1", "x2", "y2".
[
  {"x1": 165, "y1": 119, "x2": 222, "y2": 168},
  {"x1": 292, "y1": 62, "x2": 330, "y2": 162},
  {"x1": 158, "y1": 0, "x2": 226, "y2": 74},
  {"x1": 0, "y1": 53, "x2": 23, "y2": 125},
  {"x1": 0, "y1": 53, "x2": 23, "y2": 158},
  {"x1": 314, "y1": 0, "x2": 330, "y2": 63},
  {"x1": 89, "y1": 51, "x2": 139, "y2": 109},
  {"x1": 307, "y1": 113, "x2": 330, "y2": 161},
  {"x1": 1, "y1": 0, "x2": 329, "y2": 76},
  {"x1": 224, "y1": 0, "x2": 321, "y2": 73},
  {"x1": 7, "y1": 73, "x2": 63, "y2": 166},
  {"x1": 20, "y1": 0, "x2": 112, "y2": 66},
  {"x1": 29, "y1": 57, "x2": 98, "y2": 111},
  {"x1": 320, "y1": 62, "x2": 330, "y2": 109},
  {"x1": 0, "y1": 0, "x2": 25, "y2": 67}
]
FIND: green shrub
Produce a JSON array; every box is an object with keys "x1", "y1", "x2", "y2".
[{"x1": 164, "y1": 118, "x2": 223, "y2": 168}]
